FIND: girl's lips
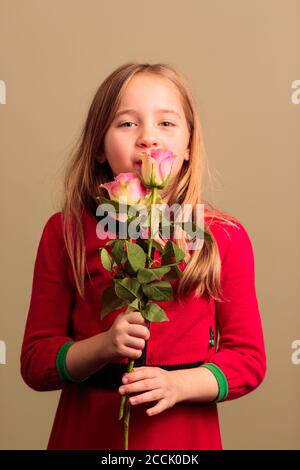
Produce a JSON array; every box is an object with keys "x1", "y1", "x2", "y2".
[{"x1": 136, "y1": 149, "x2": 154, "y2": 158}]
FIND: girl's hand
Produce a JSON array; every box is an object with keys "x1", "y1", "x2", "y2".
[
  {"x1": 118, "y1": 366, "x2": 181, "y2": 417},
  {"x1": 106, "y1": 310, "x2": 150, "y2": 361}
]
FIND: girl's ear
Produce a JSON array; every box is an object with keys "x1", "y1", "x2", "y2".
[{"x1": 184, "y1": 148, "x2": 190, "y2": 161}]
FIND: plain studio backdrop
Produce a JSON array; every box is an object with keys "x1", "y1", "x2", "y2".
[{"x1": 0, "y1": 0, "x2": 299, "y2": 449}]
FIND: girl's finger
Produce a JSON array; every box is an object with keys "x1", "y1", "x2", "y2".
[
  {"x1": 146, "y1": 398, "x2": 168, "y2": 417},
  {"x1": 120, "y1": 377, "x2": 159, "y2": 394},
  {"x1": 129, "y1": 389, "x2": 162, "y2": 406},
  {"x1": 125, "y1": 367, "x2": 156, "y2": 382}
]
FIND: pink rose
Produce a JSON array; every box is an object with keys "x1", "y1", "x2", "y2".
[
  {"x1": 136, "y1": 149, "x2": 176, "y2": 188},
  {"x1": 100, "y1": 172, "x2": 151, "y2": 206}
]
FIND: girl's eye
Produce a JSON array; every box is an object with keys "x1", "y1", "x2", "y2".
[
  {"x1": 119, "y1": 122, "x2": 135, "y2": 127},
  {"x1": 118, "y1": 121, "x2": 175, "y2": 128},
  {"x1": 161, "y1": 121, "x2": 175, "y2": 127}
]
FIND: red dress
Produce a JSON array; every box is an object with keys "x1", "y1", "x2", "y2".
[{"x1": 20, "y1": 208, "x2": 266, "y2": 450}]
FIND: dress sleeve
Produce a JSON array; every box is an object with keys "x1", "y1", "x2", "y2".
[
  {"x1": 20, "y1": 212, "x2": 76, "y2": 391},
  {"x1": 204, "y1": 220, "x2": 267, "y2": 402}
]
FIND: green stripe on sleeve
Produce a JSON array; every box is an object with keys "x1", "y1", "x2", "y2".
[
  {"x1": 201, "y1": 362, "x2": 229, "y2": 402},
  {"x1": 56, "y1": 341, "x2": 88, "y2": 384}
]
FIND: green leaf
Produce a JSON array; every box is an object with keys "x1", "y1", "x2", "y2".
[
  {"x1": 137, "y1": 266, "x2": 171, "y2": 284},
  {"x1": 125, "y1": 240, "x2": 147, "y2": 273},
  {"x1": 129, "y1": 298, "x2": 140, "y2": 310},
  {"x1": 163, "y1": 264, "x2": 184, "y2": 280},
  {"x1": 99, "y1": 247, "x2": 113, "y2": 272},
  {"x1": 142, "y1": 280, "x2": 173, "y2": 301},
  {"x1": 112, "y1": 240, "x2": 126, "y2": 265},
  {"x1": 105, "y1": 239, "x2": 119, "y2": 246},
  {"x1": 99, "y1": 286, "x2": 129, "y2": 319},
  {"x1": 114, "y1": 278, "x2": 142, "y2": 302},
  {"x1": 171, "y1": 241, "x2": 186, "y2": 262},
  {"x1": 161, "y1": 240, "x2": 185, "y2": 265},
  {"x1": 141, "y1": 238, "x2": 164, "y2": 253},
  {"x1": 150, "y1": 266, "x2": 172, "y2": 277},
  {"x1": 123, "y1": 260, "x2": 137, "y2": 277},
  {"x1": 142, "y1": 303, "x2": 169, "y2": 322}
]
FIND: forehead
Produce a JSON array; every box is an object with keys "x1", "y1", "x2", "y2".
[{"x1": 118, "y1": 73, "x2": 184, "y2": 112}]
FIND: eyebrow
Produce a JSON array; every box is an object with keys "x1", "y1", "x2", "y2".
[{"x1": 114, "y1": 108, "x2": 182, "y2": 119}]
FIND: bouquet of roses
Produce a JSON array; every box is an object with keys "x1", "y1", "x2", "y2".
[{"x1": 96, "y1": 149, "x2": 205, "y2": 450}]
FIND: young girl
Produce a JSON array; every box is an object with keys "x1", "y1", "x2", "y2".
[{"x1": 20, "y1": 62, "x2": 267, "y2": 450}]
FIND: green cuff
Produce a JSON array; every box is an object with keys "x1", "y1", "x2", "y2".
[
  {"x1": 201, "y1": 362, "x2": 229, "y2": 402},
  {"x1": 56, "y1": 341, "x2": 88, "y2": 384}
]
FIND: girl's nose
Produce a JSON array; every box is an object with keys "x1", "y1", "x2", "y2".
[
  {"x1": 138, "y1": 144, "x2": 159, "y2": 154},
  {"x1": 137, "y1": 130, "x2": 160, "y2": 149}
]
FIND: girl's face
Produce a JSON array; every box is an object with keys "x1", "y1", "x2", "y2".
[{"x1": 100, "y1": 73, "x2": 191, "y2": 179}]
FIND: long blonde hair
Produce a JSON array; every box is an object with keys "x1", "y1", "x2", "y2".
[{"x1": 60, "y1": 62, "x2": 239, "y2": 303}]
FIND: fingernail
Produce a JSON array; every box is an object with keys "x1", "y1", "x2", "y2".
[{"x1": 122, "y1": 377, "x2": 128, "y2": 384}]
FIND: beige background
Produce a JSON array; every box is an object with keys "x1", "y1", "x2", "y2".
[{"x1": 0, "y1": 0, "x2": 299, "y2": 449}]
